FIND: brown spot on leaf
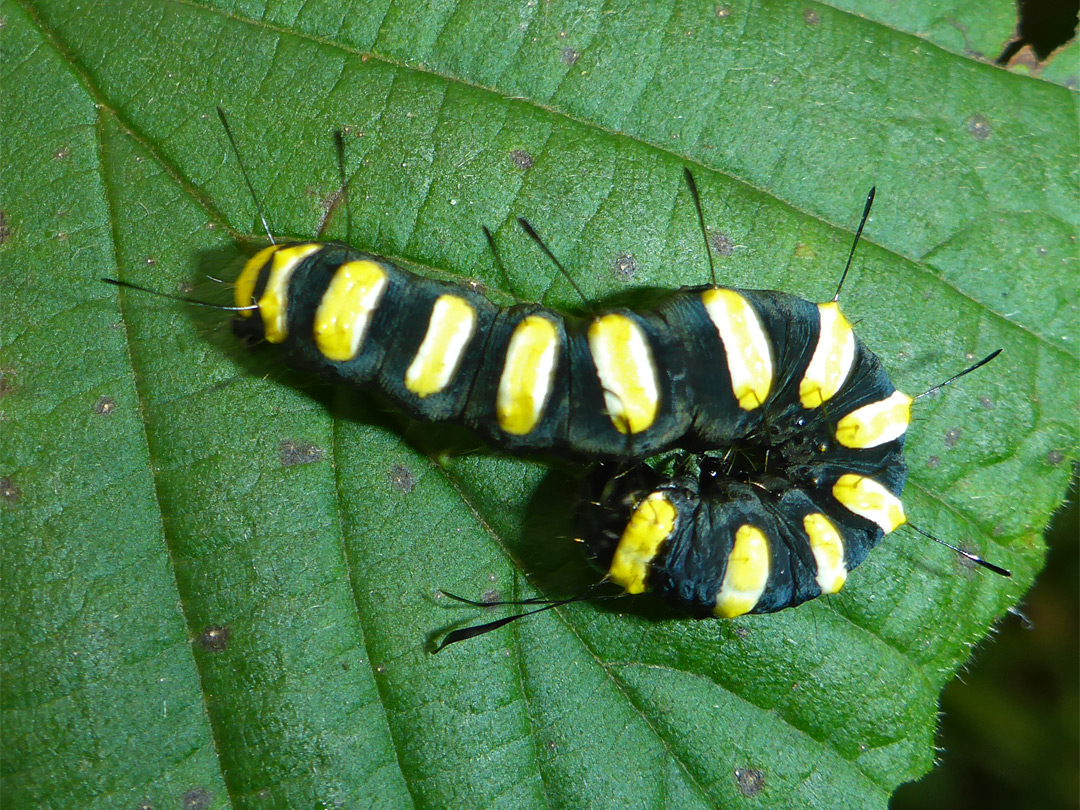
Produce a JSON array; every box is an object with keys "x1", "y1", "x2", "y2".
[
  {"x1": 804, "y1": 8, "x2": 820, "y2": 24},
  {"x1": 54, "y1": 146, "x2": 69, "y2": 160},
  {"x1": 389, "y1": 463, "x2": 416, "y2": 494},
  {"x1": 181, "y1": 788, "x2": 212, "y2": 810},
  {"x1": 562, "y1": 46, "x2": 580, "y2": 65},
  {"x1": 0, "y1": 477, "x2": 19, "y2": 503},
  {"x1": 944, "y1": 427, "x2": 962, "y2": 447},
  {"x1": 279, "y1": 440, "x2": 325, "y2": 467},
  {"x1": 927, "y1": 455, "x2": 941, "y2": 469},
  {"x1": 735, "y1": 768, "x2": 765, "y2": 797},
  {"x1": 1047, "y1": 449, "x2": 1064, "y2": 466},
  {"x1": 93, "y1": 395, "x2": 116, "y2": 415},
  {"x1": 709, "y1": 232, "x2": 734, "y2": 257},
  {"x1": 196, "y1": 625, "x2": 230, "y2": 652},
  {"x1": 716, "y1": 5, "x2": 732, "y2": 18},
  {"x1": 0, "y1": 211, "x2": 8, "y2": 245},
  {"x1": 613, "y1": 253, "x2": 637, "y2": 281},
  {"x1": 510, "y1": 149, "x2": 534, "y2": 170},
  {"x1": 967, "y1": 114, "x2": 992, "y2": 140}
]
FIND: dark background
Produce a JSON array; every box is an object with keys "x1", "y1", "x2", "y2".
[{"x1": 892, "y1": 469, "x2": 1078, "y2": 810}]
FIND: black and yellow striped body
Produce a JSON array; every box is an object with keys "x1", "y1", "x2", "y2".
[
  {"x1": 575, "y1": 311, "x2": 911, "y2": 618},
  {"x1": 234, "y1": 240, "x2": 915, "y2": 614},
  {"x1": 232, "y1": 242, "x2": 913, "y2": 467}
]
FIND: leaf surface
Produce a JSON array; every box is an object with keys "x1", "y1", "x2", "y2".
[{"x1": 3, "y1": 1, "x2": 1076, "y2": 808}]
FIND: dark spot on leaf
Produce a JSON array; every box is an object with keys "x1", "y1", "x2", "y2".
[
  {"x1": 341, "y1": 661, "x2": 350, "y2": 671},
  {"x1": 547, "y1": 739, "x2": 557, "y2": 751},
  {"x1": 375, "y1": 664, "x2": 386, "y2": 674},
  {"x1": 181, "y1": 788, "x2": 212, "y2": 810},
  {"x1": 562, "y1": 46, "x2": 579, "y2": 65},
  {"x1": 196, "y1": 625, "x2": 230, "y2": 652},
  {"x1": 279, "y1": 440, "x2": 325, "y2": 467},
  {"x1": 0, "y1": 369, "x2": 14, "y2": 397},
  {"x1": 927, "y1": 455, "x2": 941, "y2": 469},
  {"x1": 735, "y1": 767, "x2": 765, "y2": 797},
  {"x1": 136, "y1": 801, "x2": 154, "y2": 810},
  {"x1": 480, "y1": 589, "x2": 502, "y2": 605},
  {"x1": 733, "y1": 624, "x2": 750, "y2": 639},
  {"x1": 1047, "y1": 449, "x2": 1064, "y2": 466},
  {"x1": 979, "y1": 396, "x2": 993, "y2": 409},
  {"x1": 389, "y1": 463, "x2": 416, "y2": 494},
  {"x1": 1037, "y1": 246, "x2": 1048, "y2": 256},
  {"x1": 510, "y1": 149, "x2": 534, "y2": 170},
  {"x1": 709, "y1": 232, "x2": 735, "y2": 257},
  {"x1": 967, "y1": 114, "x2": 992, "y2": 140},
  {"x1": 56, "y1": 232, "x2": 67, "y2": 242},
  {"x1": 145, "y1": 256, "x2": 155, "y2": 266},
  {"x1": 93, "y1": 395, "x2": 116, "y2": 415},
  {"x1": 804, "y1": 8, "x2": 820, "y2": 24},
  {"x1": 613, "y1": 253, "x2": 637, "y2": 281},
  {"x1": 944, "y1": 427, "x2": 962, "y2": 447},
  {"x1": 54, "y1": 146, "x2": 69, "y2": 160},
  {"x1": 0, "y1": 211, "x2": 8, "y2": 245},
  {"x1": 1, "y1": 477, "x2": 19, "y2": 503},
  {"x1": 716, "y1": 5, "x2": 732, "y2": 17}
]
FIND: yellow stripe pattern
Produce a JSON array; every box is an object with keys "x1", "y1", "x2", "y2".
[
  {"x1": 404, "y1": 294, "x2": 477, "y2": 398},
  {"x1": 313, "y1": 260, "x2": 389, "y2": 361},
  {"x1": 701, "y1": 289, "x2": 774, "y2": 410},
  {"x1": 496, "y1": 315, "x2": 560, "y2": 435}
]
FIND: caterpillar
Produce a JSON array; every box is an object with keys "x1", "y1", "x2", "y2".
[
  {"x1": 435, "y1": 348, "x2": 1007, "y2": 651},
  {"x1": 167, "y1": 115, "x2": 911, "y2": 465},
  {"x1": 100, "y1": 110, "x2": 1009, "y2": 649}
]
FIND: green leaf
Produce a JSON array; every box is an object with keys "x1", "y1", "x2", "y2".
[{"x1": 3, "y1": 1, "x2": 1075, "y2": 809}]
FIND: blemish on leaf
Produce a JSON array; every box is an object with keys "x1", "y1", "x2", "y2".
[
  {"x1": 389, "y1": 463, "x2": 416, "y2": 494},
  {"x1": 0, "y1": 369, "x2": 14, "y2": 398},
  {"x1": 54, "y1": 146, "x2": 69, "y2": 160},
  {"x1": 733, "y1": 624, "x2": 750, "y2": 639},
  {"x1": 510, "y1": 149, "x2": 534, "y2": 170},
  {"x1": 804, "y1": 8, "x2": 820, "y2": 24},
  {"x1": 181, "y1": 788, "x2": 212, "y2": 810},
  {"x1": 0, "y1": 477, "x2": 19, "y2": 503},
  {"x1": 735, "y1": 767, "x2": 765, "y2": 797},
  {"x1": 979, "y1": 396, "x2": 994, "y2": 409},
  {"x1": 613, "y1": 253, "x2": 637, "y2": 281},
  {"x1": 716, "y1": 5, "x2": 732, "y2": 18},
  {"x1": 196, "y1": 625, "x2": 230, "y2": 652},
  {"x1": 967, "y1": 114, "x2": 992, "y2": 140},
  {"x1": 927, "y1": 455, "x2": 941, "y2": 469},
  {"x1": 279, "y1": 439, "x2": 325, "y2": 467},
  {"x1": 480, "y1": 589, "x2": 502, "y2": 605},
  {"x1": 944, "y1": 427, "x2": 962, "y2": 447},
  {"x1": 562, "y1": 46, "x2": 580, "y2": 65},
  {"x1": 93, "y1": 395, "x2": 116, "y2": 415},
  {"x1": 0, "y1": 210, "x2": 8, "y2": 245},
  {"x1": 1046, "y1": 449, "x2": 1064, "y2": 466},
  {"x1": 709, "y1": 232, "x2": 734, "y2": 257},
  {"x1": 136, "y1": 801, "x2": 154, "y2": 810},
  {"x1": 793, "y1": 241, "x2": 815, "y2": 259}
]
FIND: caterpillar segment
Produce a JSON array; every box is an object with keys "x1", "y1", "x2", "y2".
[{"x1": 577, "y1": 447, "x2": 906, "y2": 618}]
